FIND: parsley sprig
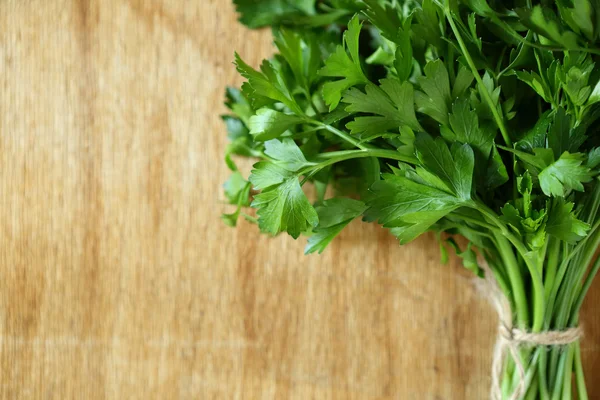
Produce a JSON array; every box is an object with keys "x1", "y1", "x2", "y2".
[{"x1": 223, "y1": 1, "x2": 600, "y2": 398}]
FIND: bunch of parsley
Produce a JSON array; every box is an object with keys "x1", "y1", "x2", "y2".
[{"x1": 222, "y1": 0, "x2": 600, "y2": 398}]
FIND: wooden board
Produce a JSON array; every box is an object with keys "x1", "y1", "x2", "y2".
[{"x1": 0, "y1": 1, "x2": 598, "y2": 398}]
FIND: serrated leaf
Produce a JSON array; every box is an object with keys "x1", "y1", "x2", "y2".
[
  {"x1": 452, "y1": 66, "x2": 475, "y2": 99},
  {"x1": 516, "y1": 6, "x2": 581, "y2": 50},
  {"x1": 305, "y1": 198, "x2": 367, "y2": 254},
  {"x1": 249, "y1": 108, "x2": 305, "y2": 141},
  {"x1": 235, "y1": 54, "x2": 303, "y2": 115},
  {"x1": 588, "y1": 148, "x2": 600, "y2": 169},
  {"x1": 588, "y1": 79, "x2": 600, "y2": 105},
  {"x1": 319, "y1": 15, "x2": 368, "y2": 110},
  {"x1": 224, "y1": 172, "x2": 249, "y2": 203},
  {"x1": 413, "y1": 0, "x2": 445, "y2": 52},
  {"x1": 562, "y1": 60, "x2": 595, "y2": 107},
  {"x1": 343, "y1": 78, "x2": 422, "y2": 137},
  {"x1": 502, "y1": 31, "x2": 534, "y2": 75},
  {"x1": 548, "y1": 108, "x2": 572, "y2": 159},
  {"x1": 251, "y1": 177, "x2": 318, "y2": 239},
  {"x1": 367, "y1": 46, "x2": 395, "y2": 66},
  {"x1": 234, "y1": 0, "x2": 316, "y2": 28},
  {"x1": 445, "y1": 238, "x2": 483, "y2": 277},
  {"x1": 475, "y1": 72, "x2": 503, "y2": 122},
  {"x1": 446, "y1": 98, "x2": 495, "y2": 156},
  {"x1": 546, "y1": 199, "x2": 590, "y2": 243},
  {"x1": 501, "y1": 201, "x2": 548, "y2": 249},
  {"x1": 389, "y1": 212, "x2": 449, "y2": 244},
  {"x1": 222, "y1": 173, "x2": 252, "y2": 228},
  {"x1": 516, "y1": 111, "x2": 552, "y2": 153},
  {"x1": 223, "y1": 115, "x2": 250, "y2": 141},
  {"x1": 362, "y1": 0, "x2": 403, "y2": 42},
  {"x1": 249, "y1": 161, "x2": 294, "y2": 190},
  {"x1": 415, "y1": 134, "x2": 474, "y2": 200},
  {"x1": 500, "y1": 146, "x2": 555, "y2": 174},
  {"x1": 539, "y1": 152, "x2": 593, "y2": 197},
  {"x1": 415, "y1": 60, "x2": 452, "y2": 125},
  {"x1": 225, "y1": 86, "x2": 254, "y2": 125},
  {"x1": 364, "y1": 174, "x2": 462, "y2": 232},
  {"x1": 485, "y1": 145, "x2": 509, "y2": 190},
  {"x1": 440, "y1": 97, "x2": 507, "y2": 189},
  {"x1": 557, "y1": 0, "x2": 595, "y2": 40},
  {"x1": 386, "y1": 15, "x2": 415, "y2": 82},
  {"x1": 274, "y1": 29, "x2": 321, "y2": 91},
  {"x1": 264, "y1": 138, "x2": 312, "y2": 171},
  {"x1": 515, "y1": 70, "x2": 552, "y2": 103},
  {"x1": 518, "y1": 171, "x2": 533, "y2": 195},
  {"x1": 501, "y1": 203, "x2": 523, "y2": 231}
]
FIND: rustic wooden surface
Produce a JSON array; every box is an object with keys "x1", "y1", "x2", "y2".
[{"x1": 0, "y1": 1, "x2": 598, "y2": 399}]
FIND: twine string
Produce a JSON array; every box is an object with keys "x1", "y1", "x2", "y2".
[{"x1": 478, "y1": 262, "x2": 582, "y2": 400}]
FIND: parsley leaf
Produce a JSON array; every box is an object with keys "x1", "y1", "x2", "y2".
[
  {"x1": 364, "y1": 174, "x2": 462, "y2": 226},
  {"x1": 224, "y1": 171, "x2": 250, "y2": 204},
  {"x1": 342, "y1": 78, "x2": 422, "y2": 138},
  {"x1": 274, "y1": 29, "x2": 321, "y2": 93},
  {"x1": 452, "y1": 66, "x2": 475, "y2": 99},
  {"x1": 547, "y1": 107, "x2": 572, "y2": 158},
  {"x1": 222, "y1": 172, "x2": 252, "y2": 227},
  {"x1": 264, "y1": 138, "x2": 313, "y2": 171},
  {"x1": 415, "y1": 134, "x2": 475, "y2": 200},
  {"x1": 249, "y1": 108, "x2": 305, "y2": 141},
  {"x1": 588, "y1": 148, "x2": 600, "y2": 169},
  {"x1": 546, "y1": 199, "x2": 590, "y2": 243},
  {"x1": 364, "y1": 173, "x2": 464, "y2": 243},
  {"x1": 412, "y1": 0, "x2": 445, "y2": 53},
  {"x1": 446, "y1": 239, "x2": 483, "y2": 276},
  {"x1": 234, "y1": 0, "x2": 316, "y2": 28},
  {"x1": 445, "y1": 98, "x2": 495, "y2": 156},
  {"x1": 516, "y1": 111, "x2": 552, "y2": 153},
  {"x1": 362, "y1": 0, "x2": 403, "y2": 42},
  {"x1": 442, "y1": 98, "x2": 508, "y2": 189},
  {"x1": 249, "y1": 161, "x2": 293, "y2": 190},
  {"x1": 251, "y1": 176, "x2": 319, "y2": 238},
  {"x1": 415, "y1": 60, "x2": 452, "y2": 125},
  {"x1": 235, "y1": 53, "x2": 304, "y2": 115},
  {"x1": 539, "y1": 152, "x2": 593, "y2": 197},
  {"x1": 319, "y1": 15, "x2": 368, "y2": 110},
  {"x1": 557, "y1": 0, "x2": 595, "y2": 40},
  {"x1": 516, "y1": 6, "x2": 581, "y2": 50},
  {"x1": 305, "y1": 198, "x2": 367, "y2": 254}
]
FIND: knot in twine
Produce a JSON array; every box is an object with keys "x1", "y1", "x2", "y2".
[{"x1": 478, "y1": 262, "x2": 582, "y2": 400}]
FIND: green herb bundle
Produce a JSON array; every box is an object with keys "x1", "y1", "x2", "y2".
[{"x1": 221, "y1": 1, "x2": 600, "y2": 398}]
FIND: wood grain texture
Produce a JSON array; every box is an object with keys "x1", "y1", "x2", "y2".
[{"x1": 0, "y1": 1, "x2": 598, "y2": 399}]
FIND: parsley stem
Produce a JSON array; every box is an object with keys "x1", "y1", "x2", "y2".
[
  {"x1": 449, "y1": 210, "x2": 498, "y2": 231},
  {"x1": 538, "y1": 350, "x2": 550, "y2": 400},
  {"x1": 545, "y1": 217, "x2": 600, "y2": 327},
  {"x1": 309, "y1": 120, "x2": 368, "y2": 150},
  {"x1": 315, "y1": 149, "x2": 415, "y2": 162},
  {"x1": 561, "y1": 345, "x2": 574, "y2": 400},
  {"x1": 443, "y1": 6, "x2": 513, "y2": 147},
  {"x1": 241, "y1": 213, "x2": 258, "y2": 224},
  {"x1": 574, "y1": 343, "x2": 588, "y2": 400},
  {"x1": 476, "y1": 199, "x2": 547, "y2": 333},
  {"x1": 494, "y1": 233, "x2": 530, "y2": 329},
  {"x1": 544, "y1": 237, "x2": 560, "y2": 302},
  {"x1": 298, "y1": 148, "x2": 417, "y2": 178},
  {"x1": 472, "y1": 201, "x2": 541, "y2": 329},
  {"x1": 490, "y1": 16, "x2": 600, "y2": 57}
]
